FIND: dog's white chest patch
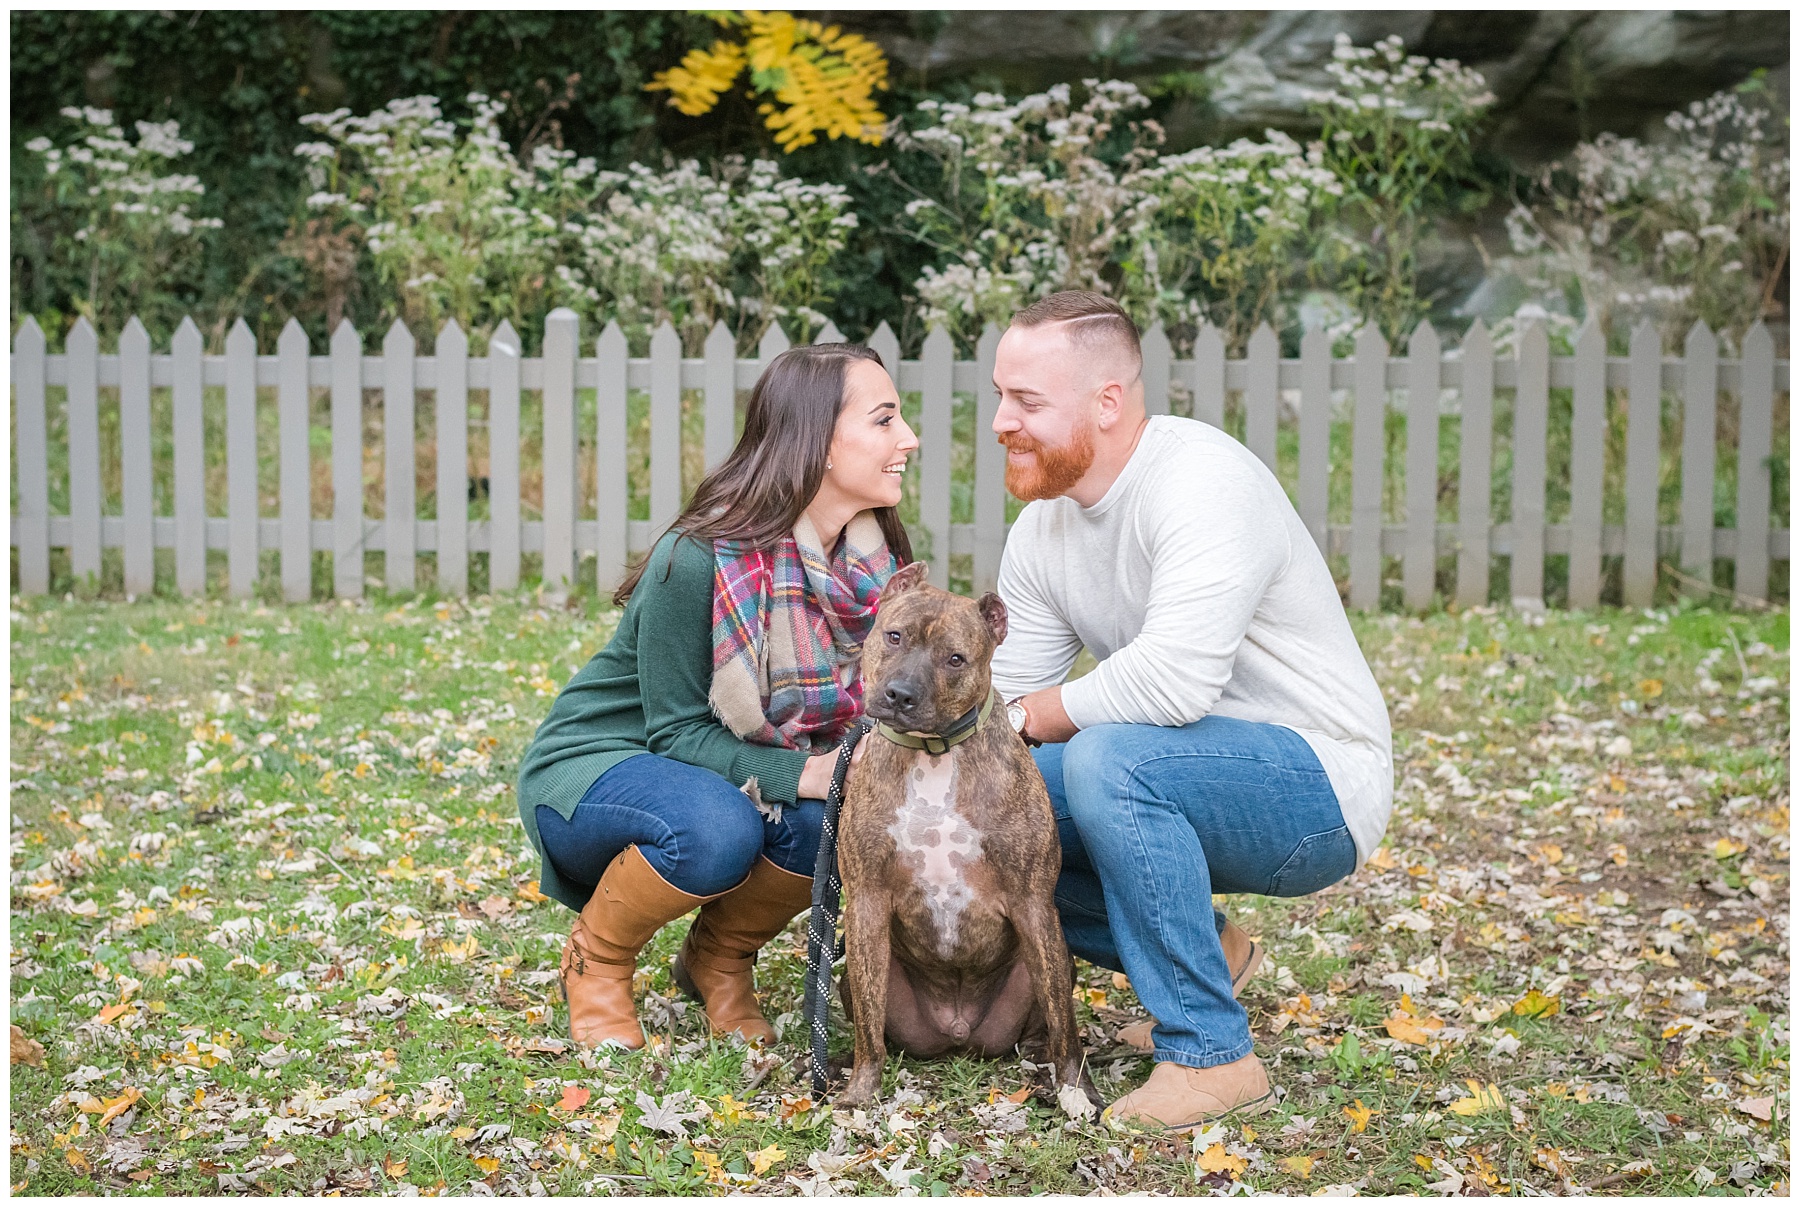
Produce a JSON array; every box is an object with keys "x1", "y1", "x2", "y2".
[{"x1": 888, "y1": 750, "x2": 983, "y2": 957}]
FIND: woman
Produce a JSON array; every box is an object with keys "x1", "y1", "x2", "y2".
[{"x1": 517, "y1": 342, "x2": 917, "y2": 1050}]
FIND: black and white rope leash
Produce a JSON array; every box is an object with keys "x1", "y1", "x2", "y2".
[{"x1": 802, "y1": 718, "x2": 870, "y2": 1099}]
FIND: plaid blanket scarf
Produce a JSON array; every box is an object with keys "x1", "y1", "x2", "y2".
[{"x1": 709, "y1": 511, "x2": 897, "y2": 754}]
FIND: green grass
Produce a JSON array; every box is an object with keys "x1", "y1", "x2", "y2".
[{"x1": 9, "y1": 591, "x2": 1789, "y2": 1195}]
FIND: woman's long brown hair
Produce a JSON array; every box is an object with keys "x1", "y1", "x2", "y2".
[{"x1": 613, "y1": 342, "x2": 914, "y2": 606}]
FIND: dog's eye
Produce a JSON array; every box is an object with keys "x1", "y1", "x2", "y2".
[
  {"x1": 947, "y1": 653, "x2": 965, "y2": 668},
  {"x1": 885, "y1": 631, "x2": 902, "y2": 647}
]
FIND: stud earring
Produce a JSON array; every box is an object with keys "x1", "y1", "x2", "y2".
[{"x1": 826, "y1": 459, "x2": 833, "y2": 469}]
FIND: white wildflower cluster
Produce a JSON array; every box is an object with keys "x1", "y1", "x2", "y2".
[
  {"x1": 1309, "y1": 33, "x2": 1495, "y2": 121},
  {"x1": 1126, "y1": 129, "x2": 1345, "y2": 347},
  {"x1": 21, "y1": 107, "x2": 221, "y2": 334},
  {"x1": 893, "y1": 80, "x2": 1161, "y2": 349},
  {"x1": 1497, "y1": 81, "x2": 1787, "y2": 348},
  {"x1": 297, "y1": 95, "x2": 855, "y2": 348}
]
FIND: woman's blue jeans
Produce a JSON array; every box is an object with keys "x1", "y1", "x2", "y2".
[
  {"x1": 1033, "y1": 715, "x2": 1357, "y2": 1071},
  {"x1": 534, "y1": 754, "x2": 823, "y2": 899}
]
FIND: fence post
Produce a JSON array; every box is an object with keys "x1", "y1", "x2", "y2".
[
  {"x1": 595, "y1": 320, "x2": 629, "y2": 592},
  {"x1": 703, "y1": 320, "x2": 736, "y2": 472},
  {"x1": 1677, "y1": 321, "x2": 1719, "y2": 596},
  {"x1": 867, "y1": 321, "x2": 901, "y2": 390},
  {"x1": 13, "y1": 318, "x2": 49, "y2": 595},
  {"x1": 973, "y1": 322, "x2": 1005, "y2": 595},
  {"x1": 278, "y1": 318, "x2": 312, "y2": 603},
  {"x1": 1297, "y1": 324, "x2": 1330, "y2": 556},
  {"x1": 1567, "y1": 321, "x2": 1606, "y2": 609},
  {"x1": 541, "y1": 308, "x2": 579, "y2": 596},
  {"x1": 172, "y1": 317, "x2": 206, "y2": 596},
  {"x1": 1192, "y1": 323, "x2": 1225, "y2": 429},
  {"x1": 119, "y1": 317, "x2": 155, "y2": 597},
  {"x1": 1454, "y1": 321, "x2": 1493, "y2": 609},
  {"x1": 1735, "y1": 323, "x2": 1774, "y2": 603},
  {"x1": 919, "y1": 325, "x2": 954, "y2": 589},
  {"x1": 1348, "y1": 324, "x2": 1387, "y2": 609},
  {"x1": 226, "y1": 318, "x2": 258, "y2": 599},
  {"x1": 331, "y1": 319, "x2": 364, "y2": 599},
  {"x1": 1403, "y1": 321, "x2": 1440, "y2": 611},
  {"x1": 436, "y1": 321, "x2": 469, "y2": 596},
  {"x1": 1622, "y1": 320, "x2": 1662, "y2": 607},
  {"x1": 649, "y1": 322, "x2": 682, "y2": 538},
  {"x1": 67, "y1": 317, "x2": 102, "y2": 585},
  {"x1": 1245, "y1": 323, "x2": 1279, "y2": 472},
  {"x1": 383, "y1": 320, "x2": 418, "y2": 593},
  {"x1": 815, "y1": 320, "x2": 845, "y2": 344},
  {"x1": 1142, "y1": 321, "x2": 1170, "y2": 417},
  {"x1": 1510, "y1": 321, "x2": 1549, "y2": 610},
  {"x1": 489, "y1": 320, "x2": 522, "y2": 592}
]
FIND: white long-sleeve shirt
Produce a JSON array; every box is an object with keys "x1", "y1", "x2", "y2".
[{"x1": 990, "y1": 415, "x2": 1393, "y2": 867}]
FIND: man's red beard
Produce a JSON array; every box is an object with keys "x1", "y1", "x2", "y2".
[{"x1": 999, "y1": 422, "x2": 1097, "y2": 501}]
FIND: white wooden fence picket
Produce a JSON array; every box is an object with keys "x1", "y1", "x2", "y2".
[{"x1": 9, "y1": 315, "x2": 1790, "y2": 610}]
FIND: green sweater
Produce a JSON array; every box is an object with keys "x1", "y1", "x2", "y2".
[{"x1": 516, "y1": 530, "x2": 812, "y2": 910}]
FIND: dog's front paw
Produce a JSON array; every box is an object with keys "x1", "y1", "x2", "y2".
[{"x1": 836, "y1": 1066, "x2": 882, "y2": 1108}]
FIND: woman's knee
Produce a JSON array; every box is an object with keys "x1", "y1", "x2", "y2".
[
  {"x1": 763, "y1": 797, "x2": 824, "y2": 877},
  {"x1": 666, "y1": 797, "x2": 765, "y2": 896}
]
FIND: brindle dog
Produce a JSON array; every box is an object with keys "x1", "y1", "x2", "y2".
[{"x1": 836, "y1": 561, "x2": 1098, "y2": 1107}]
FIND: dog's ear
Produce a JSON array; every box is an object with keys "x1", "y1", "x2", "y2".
[
  {"x1": 880, "y1": 560, "x2": 931, "y2": 603},
  {"x1": 976, "y1": 592, "x2": 1008, "y2": 645}
]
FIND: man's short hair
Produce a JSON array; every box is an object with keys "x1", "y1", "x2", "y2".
[{"x1": 1010, "y1": 291, "x2": 1142, "y2": 381}]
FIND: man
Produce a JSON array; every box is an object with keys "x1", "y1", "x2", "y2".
[{"x1": 989, "y1": 291, "x2": 1393, "y2": 1131}]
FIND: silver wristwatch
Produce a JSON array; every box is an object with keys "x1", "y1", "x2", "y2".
[{"x1": 1005, "y1": 696, "x2": 1041, "y2": 747}]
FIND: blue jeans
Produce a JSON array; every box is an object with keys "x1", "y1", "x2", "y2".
[
  {"x1": 534, "y1": 754, "x2": 824, "y2": 899},
  {"x1": 1033, "y1": 715, "x2": 1357, "y2": 1070}
]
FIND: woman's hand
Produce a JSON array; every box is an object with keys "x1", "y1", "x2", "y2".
[{"x1": 798, "y1": 732, "x2": 870, "y2": 800}]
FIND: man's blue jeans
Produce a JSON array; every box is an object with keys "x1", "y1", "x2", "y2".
[
  {"x1": 1033, "y1": 715, "x2": 1357, "y2": 1070},
  {"x1": 535, "y1": 754, "x2": 823, "y2": 899}
]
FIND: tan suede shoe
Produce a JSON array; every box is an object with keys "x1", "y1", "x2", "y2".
[
  {"x1": 1116, "y1": 919, "x2": 1264, "y2": 1052},
  {"x1": 1102, "y1": 1053, "x2": 1275, "y2": 1133}
]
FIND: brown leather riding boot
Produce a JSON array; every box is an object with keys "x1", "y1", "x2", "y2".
[
  {"x1": 672, "y1": 856, "x2": 814, "y2": 1044},
  {"x1": 562, "y1": 845, "x2": 715, "y2": 1051}
]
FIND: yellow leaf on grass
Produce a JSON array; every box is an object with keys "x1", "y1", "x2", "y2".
[
  {"x1": 1535, "y1": 842, "x2": 1564, "y2": 865},
  {"x1": 1343, "y1": 1099, "x2": 1377, "y2": 1133},
  {"x1": 1085, "y1": 987, "x2": 1109, "y2": 1008},
  {"x1": 65, "y1": 1148, "x2": 91, "y2": 1174},
  {"x1": 1240, "y1": 1124, "x2": 1258, "y2": 1144},
  {"x1": 1512, "y1": 988, "x2": 1561, "y2": 1018},
  {"x1": 713, "y1": 1093, "x2": 751, "y2": 1124},
  {"x1": 451, "y1": 1126, "x2": 476, "y2": 1142},
  {"x1": 1447, "y1": 1080, "x2": 1506, "y2": 1116},
  {"x1": 95, "y1": 1002, "x2": 132, "y2": 1025},
  {"x1": 473, "y1": 1156, "x2": 500, "y2": 1174},
  {"x1": 1197, "y1": 1143, "x2": 1248, "y2": 1178},
  {"x1": 96, "y1": 1087, "x2": 142, "y2": 1127},
  {"x1": 1279, "y1": 1152, "x2": 1320, "y2": 1178},
  {"x1": 1712, "y1": 837, "x2": 1748, "y2": 860},
  {"x1": 516, "y1": 880, "x2": 550, "y2": 904},
  {"x1": 1637, "y1": 678, "x2": 1663, "y2": 699},
  {"x1": 384, "y1": 1156, "x2": 407, "y2": 1178},
  {"x1": 1366, "y1": 847, "x2": 1399, "y2": 872},
  {"x1": 749, "y1": 1143, "x2": 787, "y2": 1175},
  {"x1": 1384, "y1": 1015, "x2": 1443, "y2": 1045}
]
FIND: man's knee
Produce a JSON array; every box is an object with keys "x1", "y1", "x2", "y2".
[{"x1": 1060, "y1": 725, "x2": 1154, "y2": 824}]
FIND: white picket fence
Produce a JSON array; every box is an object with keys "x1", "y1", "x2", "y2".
[{"x1": 10, "y1": 310, "x2": 1789, "y2": 610}]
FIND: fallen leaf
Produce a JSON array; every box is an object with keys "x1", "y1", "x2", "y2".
[
  {"x1": 557, "y1": 1085, "x2": 591, "y2": 1112},
  {"x1": 1343, "y1": 1099, "x2": 1377, "y2": 1133},
  {"x1": 1512, "y1": 988, "x2": 1561, "y2": 1018},
  {"x1": 1736, "y1": 1096, "x2": 1775, "y2": 1122},
  {"x1": 96, "y1": 1087, "x2": 142, "y2": 1127},
  {"x1": 384, "y1": 1156, "x2": 407, "y2": 1178},
  {"x1": 1196, "y1": 1143, "x2": 1247, "y2": 1178},
  {"x1": 1384, "y1": 1014, "x2": 1442, "y2": 1045},
  {"x1": 1366, "y1": 846, "x2": 1399, "y2": 871},
  {"x1": 1057, "y1": 1082, "x2": 1097, "y2": 1121},
  {"x1": 65, "y1": 1148, "x2": 90, "y2": 1175},
  {"x1": 473, "y1": 1156, "x2": 500, "y2": 1174},
  {"x1": 1006, "y1": 1085, "x2": 1031, "y2": 1105},
  {"x1": 1279, "y1": 1152, "x2": 1320, "y2": 1178},
  {"x1": 1637, "y1": 678, "x2": 1663, "y2": 699},
  {"x1": 749, "y1": 1143, "x2": 787, "y2": 1176},
  {"x1": 95, "y1": 1002, "x2": 132, "y2": 1025},
  {"x1": 1712, "y1": 837, "x2": 1748, "y2": 860},
  {"x1": 1447, "y1": 1080, "x2": 1507, "y2": 1116},
  {"x1": 451, "y1": 1126, "x2": 476, "y2": 1142},
  {"x1": 11, "y1": 1025, "x2": 45, "y2": 1067}
]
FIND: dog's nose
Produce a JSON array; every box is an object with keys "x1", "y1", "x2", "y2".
[{"x1": 882, "y1": 680, "x2": 919, "y2": 712}]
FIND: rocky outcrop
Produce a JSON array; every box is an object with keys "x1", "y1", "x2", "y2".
[{"x1": 834, "y1": 9, "x2": 1788, "y2": 164}]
